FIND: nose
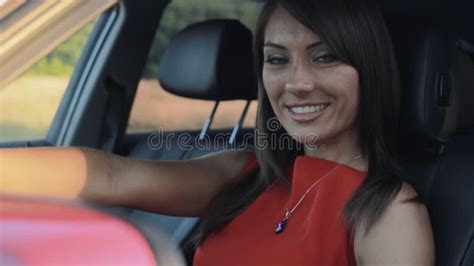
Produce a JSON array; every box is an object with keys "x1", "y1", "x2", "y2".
[
  {"x1": 285, "y1": 64, "x2": 315, "y2": 95},
  {"x1": 285, "y1": 80, "x2": 314, "y2": 94}
]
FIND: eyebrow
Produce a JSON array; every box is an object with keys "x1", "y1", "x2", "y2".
[{"x1": 263, "y1": 41, "x2": 324, "y2": 50}]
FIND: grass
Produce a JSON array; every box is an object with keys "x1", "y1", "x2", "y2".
[
  {"x1": 0, "y1": 75, "x2": 257, "y2": 142},
  {"x1": 0, "y1": 75, "x2": 68, "y2": 142}
]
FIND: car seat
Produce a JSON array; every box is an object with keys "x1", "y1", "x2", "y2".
[
  {"x1": 122, "y1": 19, "x2": 257, "y2": 161},
  {"x1": 387, "y1": 13, "x2": 474, "y2": 266},
  {"x1": 122, "y1": 20, "x2": 258, "y2": 263}
]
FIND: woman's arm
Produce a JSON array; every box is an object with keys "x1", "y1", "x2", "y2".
[
  {"x1": 0, "y1": 147, "x2": 254, "y2": 216},
  {"x1": 1, "y1": 147, "x2": 90, "y2": 199},
  {"x1": 354, "y1": 183, "x2": 435, "y2": 266}
]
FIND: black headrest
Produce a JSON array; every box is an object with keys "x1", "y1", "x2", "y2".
[
  {"x1": 386, "y1": 14, "x2": 473, "y2": 145},
  {"x1": 158, "y1": 19, "x2": 257, "y2": 101}
]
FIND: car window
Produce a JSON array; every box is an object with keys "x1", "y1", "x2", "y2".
[
  {"x1": 126, "y1": 0, "x2": 262, "y2": 134},
  {"x1": 0, "y1": 1, "x2": 116, "y2": 143}
]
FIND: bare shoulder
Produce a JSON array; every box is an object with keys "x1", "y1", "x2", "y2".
[
  {"x1": 397, "y1": 182, "x2": 419, "y2": 201},
  {"x1": 354, "y1": 182, "x2": 435, "y2": 266}
]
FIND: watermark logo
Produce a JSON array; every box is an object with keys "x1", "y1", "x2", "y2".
[
  {"x1": 266, "y1": 117, "x2": 282, "y2": 132},
  {"x1": 146, "y1": 118, "x2": 322, "y2": 151}
]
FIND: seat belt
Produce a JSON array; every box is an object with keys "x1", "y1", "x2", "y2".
[{"x1": 98, "y1": 76, "x2": 133, "y2": 153}]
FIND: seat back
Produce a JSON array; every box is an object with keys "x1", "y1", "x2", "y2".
[
  {"x1": 123, "y1": 19, "x2": 257, "y2": 161},
  {"x1": 387, "y1": 13, "x2": 474, "y2": 266},
  {"x1": 121, "y1": 20, "x2": 258, "y2": 264}
]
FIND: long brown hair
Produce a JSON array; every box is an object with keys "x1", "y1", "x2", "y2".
[{"x1": 192, "y1": 0, "x2": 405, "y2": 246}]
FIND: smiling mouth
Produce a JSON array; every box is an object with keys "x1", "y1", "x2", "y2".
[
  {"x1": 289, "y1": 103, "x2": 329, "y2": 114},
  {"x1": 286, "y1": 103, "x2": 329, "y2": 123}
]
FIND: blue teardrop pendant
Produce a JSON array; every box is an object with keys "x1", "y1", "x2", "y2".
[
  {"x1": 276, "y1": 210, "x2": 291, "y2": 234},
  {"x1": 275, "y1": 219, "x2": 287, "y2": 234}
]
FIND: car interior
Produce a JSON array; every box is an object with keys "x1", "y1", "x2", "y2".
[{"x1": 1, "y1": 0, "x2": 473, "y2": 265}]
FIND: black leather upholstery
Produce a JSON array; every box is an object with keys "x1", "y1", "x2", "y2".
[
  {"x1": 158, "y1": 19, "x2": 257, "y2": 101},
  {"x1": 452, "y1": 49, "x2": 474, "y2": 133},
  {"x1": 388, "y1": 14, "x2": 474, "y2": 266},
  {"x1": 122, "y1": 20, "x2": 259, "y2": 255},
  {"x1": 387, "y1": 14, "x2": 461, "y2": 145}
]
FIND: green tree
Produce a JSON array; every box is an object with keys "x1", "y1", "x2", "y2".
[
  {"x1": 25, "y1": 1, "x2": 262, "y2": 78},
  {"x1": 26, "y1": 19, "x2": 97, "y2": 76}
]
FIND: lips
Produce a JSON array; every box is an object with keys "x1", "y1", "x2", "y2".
[{"x1": 285, "y1": 103, "x2": 329, "y2": 123}]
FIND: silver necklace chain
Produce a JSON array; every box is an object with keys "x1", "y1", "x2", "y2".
[{"x1": 275, "y1": 154, "x2": 362, "y2": 234}]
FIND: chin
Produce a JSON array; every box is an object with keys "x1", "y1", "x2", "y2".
[{"x1": 286, "y1": 130, "x2": 323, "y2": 145}]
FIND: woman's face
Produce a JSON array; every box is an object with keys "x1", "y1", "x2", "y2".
[{"x1": 262, "y1": 7, "x2": 360, "y2": 147}]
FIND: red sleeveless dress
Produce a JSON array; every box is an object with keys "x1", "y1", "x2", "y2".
[{"x1": 193, "y1": 154, "x2": 366, "y2": 266}]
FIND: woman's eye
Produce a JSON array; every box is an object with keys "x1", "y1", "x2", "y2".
[
  {"x1": 264, "y1": 55, "x2": 289, "y2": 65},
  {"x1": 312, "y1": 52, "x2": 338, "y2": 63}
]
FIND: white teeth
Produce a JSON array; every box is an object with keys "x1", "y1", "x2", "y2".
[{"x1": 291, "y1": 104, "x2": 327, "y2": 114}]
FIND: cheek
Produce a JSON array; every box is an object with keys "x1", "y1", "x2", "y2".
[
  {"x1": 329, "y1": 65, "x2": 359, "y2": 107},
  {"x1": 344, "y1": 67, "x2": 360, "y2": 110},
  {"x1": 262, "y1": 69, "x2": 286, "y2": 106},
  {"x1": 337, "y1": 67, "x2": 360, "y2": 126}
]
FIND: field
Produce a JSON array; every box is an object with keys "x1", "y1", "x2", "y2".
[{"x1": 0, "y1": 75, "x2": 257, "y2": 142}]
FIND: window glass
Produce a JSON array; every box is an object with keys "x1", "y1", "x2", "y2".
[
  {"x1": 0, "y1": 1, "x2": 116, "y2": 142},
  {"x1": 127, "y1": 0, "x2": 262, "y2": 133}
]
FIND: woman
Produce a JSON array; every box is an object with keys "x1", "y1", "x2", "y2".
[
  {"x1": 1, "y1": 0, "x2": 434, "y2": 265},
  {"x1": 191, "y1": 1, "x2": 434, "y2": 265}
]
